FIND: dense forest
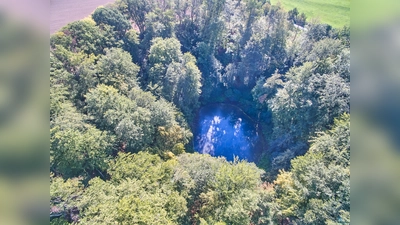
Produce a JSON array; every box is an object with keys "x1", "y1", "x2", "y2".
[{"x1": 50, "y1": 0, "x2": 350, "y2": 224}]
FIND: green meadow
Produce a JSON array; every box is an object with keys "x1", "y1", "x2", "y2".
[{"x1": 271, "y1": 0, "x2": 350, "y2": 28}]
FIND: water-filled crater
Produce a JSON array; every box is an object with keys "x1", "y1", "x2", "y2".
[{"x1": 194, "y1": 104, "x2": 262, "y2": 162}]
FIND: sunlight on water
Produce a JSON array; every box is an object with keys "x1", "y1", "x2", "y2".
[{"x1": 194, "y1": 104, "x2": 261, "y2": 162}]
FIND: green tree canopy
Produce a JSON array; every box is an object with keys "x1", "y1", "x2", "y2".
[
  {"x1": 92, "y1": 6, "x2": 131, "y2": 32},
  {"x1": 96, "y1": 48, "x2": 140, "y2": 94},
  {"x1": 273, "y1": 114, "x2": 350, "y2": 224}
]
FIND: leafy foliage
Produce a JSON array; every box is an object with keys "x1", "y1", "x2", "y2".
[
  {"x1": 96, "y1": 47, "x2": 139, "y2": 94},
  {"x1": 50, "y1": 0, "x2": 350, "y2": 223},
  {"x1": 92, "y1": 6, "x2": 131, "y2": 32},
  {"x1": 273, "y1": 114, "x2": 350, "y2": 224},
  {"x1": 52, "y1": 19, "x2": 106, "y2": 55},
  {"x1": 253, "y1": 34, "x2": 350, "y2": 177},
  {"x1": 85, "y1": 84, "x2": 191, "y2": 153},
  {"x1": 50, "y1": 175, "x2": 84, "y2": 223}
]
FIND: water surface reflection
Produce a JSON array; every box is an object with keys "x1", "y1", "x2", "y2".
[{"x1": 194, "y1": 104, "x2": 261, "y2": 162}]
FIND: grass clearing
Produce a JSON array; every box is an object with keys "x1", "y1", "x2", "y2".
[{"x1": 270, "y1": 0, "x2": 350, "y2": 28}]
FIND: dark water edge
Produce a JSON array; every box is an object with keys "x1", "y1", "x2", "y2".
[{"x1": 193, "y1": 103, "x2": 265, "y2": 163}]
